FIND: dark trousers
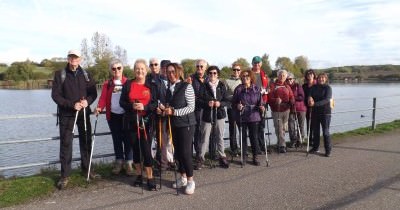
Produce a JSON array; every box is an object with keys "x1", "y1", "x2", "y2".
[
  {"x1": 311, "y1": 113, "x2": 332, "y2": 152},
  {"x1": 241, "y1": 122, "x2": 260, "y2": 157},
  {"x1": 108, "y1": 113, "x2": 133, "y2": 161},
  {"x1": 227, "y1": 108, "x2": 238, "y2": 153},
  {"x1": 172, "y1": 126, "x2": 195, "y2": 177},
  {"x1": 193, "y1": 110, "x2": 202, "y2": 158},
  {"x1": 59, "y1": 110, "x2": 92, "y2": 178},
  {"x1": 126, "y1": 123, "x2": 153, "y2": 167}
]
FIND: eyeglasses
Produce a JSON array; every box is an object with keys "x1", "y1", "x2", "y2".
[
  {"x1": 241, "y1": 75, "x2": 250, "y2": 79},
  {"x1": 112, "y1": 66, "x2": 122, "y2": 71},
  {"x1": 150, "y1": 63, "x2": 158, "y2": 67},
  {"x1": 196, "y1": 65, "x2": 204, "y2": 68},
  {"x1": 233, "y1": 69, "x2": 241, "y2": 71},
  {"x1": 287, "y1": 78, "x2": 293, "y2": 81},
  {"x1": 208, "y1": 71, "x2": 217, "y2": 75}
]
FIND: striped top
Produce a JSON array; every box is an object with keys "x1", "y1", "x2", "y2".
[{"x1": 173, "y1": 83, "x2": 195, "y2": 116}]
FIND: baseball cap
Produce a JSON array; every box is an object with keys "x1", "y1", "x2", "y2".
[
  {"x1": 67, "y1": 49, "x2": 81, "y2": 57},
  {"x1": 252, "y1": 56, "x2": 262, "y2": 64},
  {"x1": 160, "y1": 60, "x2": 171, "y2": 68}
]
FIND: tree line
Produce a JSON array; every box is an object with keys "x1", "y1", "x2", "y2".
[{"x1": 2, "y1": 31, "x2": 398, "y2": 83}]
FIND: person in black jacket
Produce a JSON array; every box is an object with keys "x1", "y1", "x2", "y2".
[
  {"x1": 51, "y1": 49, "x2": 98, "y2": 190},
  {"x1": 197, "y1": 66, "x2": 230, "y2": 169},
  {"x1": 159, "y1": 63, "x2": 197, "y2": 195},
  {"x1": 308, "y1": 73, "x2": 333, "y2": 157}
]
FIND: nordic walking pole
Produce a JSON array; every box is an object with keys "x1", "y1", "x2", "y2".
[
  {"x1": 265, "y1": 105, "x2": 272, "y2": 153},
  {"x1": 306, "y1": 107, "x2": 312, "y2": 157},
  {"x1": 87, "y1": 114, "x2": 98, "y2": 182},
  {"x1": 158, "y1": 117, "x2": 162, "y2": 190},
  {"x1": 72, "y1": 110, "x2": 79, "y2": 133},
  {"x1": 239, "y1": 101, "x2": 244, "y2": 168},
  {"x1": 168, "y1": 115, "x2": 178, "y2": 195},
  {"x1": 134, "y1": 100, "x2": 144, "y2": 194},
  {"x1": 293, "y1": 106, "x2": 303, "y2": 147},
  {"x1": 260, "y1": 101, "x2": 269, "y2": 167}
]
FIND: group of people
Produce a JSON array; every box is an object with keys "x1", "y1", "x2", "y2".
[{"x1": 51, "y1": 50, "x2": 333, "y2": 195}]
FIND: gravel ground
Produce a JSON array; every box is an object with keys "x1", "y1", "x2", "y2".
[{"x1": 6, "y1": 129, "x2": 400, "y2": 210}]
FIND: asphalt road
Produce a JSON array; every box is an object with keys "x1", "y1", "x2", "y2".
[{"x1": 6, "y1": 129, "x2": 400, "y2": 210}]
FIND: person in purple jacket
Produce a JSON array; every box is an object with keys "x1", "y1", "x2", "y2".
[
  {"x1": 232, "y1": 69, "x2": 265, "y2": 166},
  {"x1": 286, "y1": 72, "x2": 306, "y2": 148}
]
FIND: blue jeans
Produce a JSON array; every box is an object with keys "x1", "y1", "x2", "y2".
[
  {"x1": 108, "y1": 113, "x2": 133, "y2": 161},
  {"x1": 311, "y1": 113, "x2": 332, "y2": 152}
]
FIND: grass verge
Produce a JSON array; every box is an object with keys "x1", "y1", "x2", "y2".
[{"x1": 1, "y1": 119, "x2": 400, "y2": 208}]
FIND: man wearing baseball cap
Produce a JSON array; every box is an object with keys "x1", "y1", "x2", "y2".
[
  {"x1": 52, "y1": 49, "x2": 98, "y2": 189},
  {"x1": 251, "y1": 55, "x2": 269, "y2": 154}
]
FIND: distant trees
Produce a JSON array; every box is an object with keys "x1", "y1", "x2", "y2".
[{"x1": 4, "y1": 61, "x2": 34, "y2": 81}]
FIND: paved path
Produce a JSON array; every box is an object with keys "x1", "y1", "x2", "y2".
[{"x1": 6, "y1": 129, "x2": 400, "y2": 210}]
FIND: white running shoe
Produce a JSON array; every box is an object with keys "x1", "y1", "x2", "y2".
[
  {"x1": 185, "y1": 180, "x2": 195, "y2": 195},
  {"x1": 172, "y1": 177, "x2": 187, "y2": 189}
]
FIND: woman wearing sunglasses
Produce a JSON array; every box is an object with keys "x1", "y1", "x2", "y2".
[
  {"x1": 232, "y1": 69, "x2": 265, "y2": 166},
  {"x1": 95, "y1": 59, "x2": 133, "y2": 176}
]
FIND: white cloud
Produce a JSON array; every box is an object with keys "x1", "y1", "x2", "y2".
[{"x1": 0, "y1": 0, "x2": 399, "y2": 68}]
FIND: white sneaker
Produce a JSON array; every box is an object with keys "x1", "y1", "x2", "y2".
[
  {"x1": 185, "y1": 180, "x2": 195, "y2": 195},
  {"x1": 172, "y1": 177, "x2": 187, "y2": 189}
]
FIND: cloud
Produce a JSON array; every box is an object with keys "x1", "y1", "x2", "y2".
[{"x1": 146, "y1": 21, "x2": 181, "y2": 34}]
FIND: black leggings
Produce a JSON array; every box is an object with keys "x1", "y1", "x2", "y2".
[
  {"x1": 172, "y1": 126, "x2": 195, "y2": 177},
  {"x1": 241, "y1": 122, "x2": 260, "y2": 156},
  {"x1": 126, "y1": 127, "x2": 153, "y2": 167}
]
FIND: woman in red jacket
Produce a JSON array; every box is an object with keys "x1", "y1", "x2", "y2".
[{"x1": 95, "y1": 59, "x2": 133, "y2": 176}]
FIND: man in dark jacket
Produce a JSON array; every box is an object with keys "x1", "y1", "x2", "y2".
[{"x1": 51, "y1": 50, "x2": 98, "y2": 189}]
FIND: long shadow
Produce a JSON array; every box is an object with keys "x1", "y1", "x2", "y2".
[
  {"x1": 335, "y1": 145, "x2": 400, "y2": 155},
  {"x1": 315, "y1": 173, "x2": 400, "y2": 210}
]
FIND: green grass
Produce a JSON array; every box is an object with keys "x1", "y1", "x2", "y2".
[{"x1": 1, "y1": 120, "x2": 400, "y2": 208}]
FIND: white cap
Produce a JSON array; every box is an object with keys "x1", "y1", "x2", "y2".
[{"x1": 67, "y1": 49, "x2": 81, "y2": 57}]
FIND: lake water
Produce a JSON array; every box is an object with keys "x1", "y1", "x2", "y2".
[{"x1": 1, "y1": 83, "x2": 400, "y2": 177}]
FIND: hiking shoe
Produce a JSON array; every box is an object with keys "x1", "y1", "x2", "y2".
[
  {"x1": 325, "y1": 151, "x2": 331, "y2": 157},
  {"x1": 309, "y1": 148, "x2": 320, "y2": 154},
  {"x1": 279, "y1": 146, "x2": 287, "y2": 153},
  {"x1": 219, "y1": 157, "x2": 230, "y2": 168},
  {"x1": 133, "y1": 175, "x2": 143, "y2": 187},
  {"x1": 147, "y1": 178, "x2": 157, "y2": 191},
  {"x1": 194, "y1": 159, "x2": 203, "y2": 170},
  {"x1": 185, "y1": 180, "x2": 195, "y2": 195},
  {"x1": 252, "y1": 156, "x2": 260, "y2": 166},
  {"x1": 172, "y1": 177, "x2": 187, "y2": 189},
  {"x1": 112, "y1": 160, "x2": 123, "y2": 175},
  {"x1": 57, "y1": 177, "x2": 69, "y2": 190},
  {"x1": 125, "y1": 162, "x2": 134, "y2": 176}
]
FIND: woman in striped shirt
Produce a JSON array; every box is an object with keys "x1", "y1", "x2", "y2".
[{"x1": 158, "y1": 63, "x2": 197, "y2": 195}]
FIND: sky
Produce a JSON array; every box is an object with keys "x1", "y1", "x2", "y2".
[{"x1": 0, "y1": 0, "x2": 399, "y2": 69}]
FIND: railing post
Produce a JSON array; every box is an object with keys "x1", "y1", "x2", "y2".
[{"x1": 372, "y1": 97, "x2": 376, "y2": 130}]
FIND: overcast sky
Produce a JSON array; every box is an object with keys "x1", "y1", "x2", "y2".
[{"x1": 0, "y1": 0, "x2": 399, "y2": 68}]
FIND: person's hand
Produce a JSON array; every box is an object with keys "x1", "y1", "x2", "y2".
[
  {"x1": 208, "y1": 100, "x2": 215, "y2": 107},
  {"x1": 276, "y1": 98, "x2": 282, "y2": 105},
  {"x1": 259, "y1": 105, "x2": 265, "y2": 112},
  {"x1": 133, "y1": 102, "x2": 144, "y2": 111},
  {"x1": 186, "y1": 76, "x2": 192, "y2": 84},
  {"x1": 237, "y1": 103, "x2": 244, "y2": 111},
  {"x1": 74, "y1": 102, "x2": 83, "y2": 111},
  {"x1": 214, "y1": 101, "x2": 220, "y2": 107},
  {"x1": 95, "y1": 107, "x2": 102, "y2": 116},
  {"x1": 164, "y1": 107, "x2": 174, "y2": 115},
  {"x1": 308, "y1": 97, "x2": 315, "y2": 107},
  {"x1": 80, "y1": 99, "x2": 88, "y2": 108}
]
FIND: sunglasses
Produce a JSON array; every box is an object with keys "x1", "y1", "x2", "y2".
[
  {"x1": 233, "y1": 68, "x2": 241, "y2": 72},
  {"x1": 196, "y1": 65, "x2": 204, "y2": 68},
  {"x1": 150, "y1": 63, "x2": 158, "y2": 67},
  {"x1": 241, "y1": 75, "x2": 250, "y2": 78},
  {"x1": 112, "y1": 66, "x2": 122, "y2": 71},
  {"x1": 287, "y1": 78, "x2": 293, "y2": 81},
  {"x1": 208, "y1": 71, "x2": 218, "y2": 75}
]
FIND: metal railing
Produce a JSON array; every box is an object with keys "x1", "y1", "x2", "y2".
[{"x1": 1, "y1": 95, "x2": 400, "y2": 174}]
